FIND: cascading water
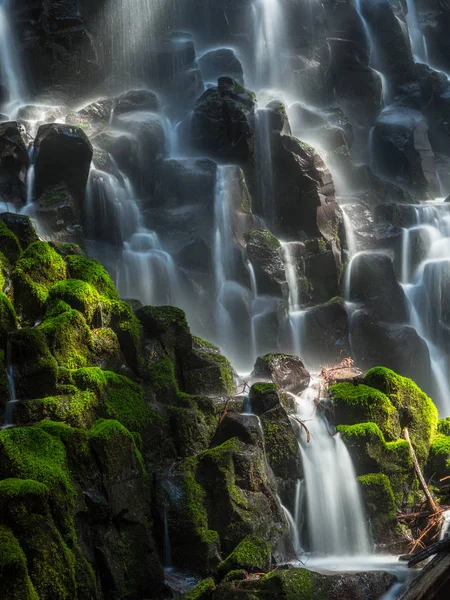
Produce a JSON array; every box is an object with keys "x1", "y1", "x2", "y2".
[
  {"x1": 25, "y1": 144, "x2": 36, "y2": 207},
  {"x1": 2, "y1": 338, "x2": 17, "y2": 429},
  {"x1": 290, "y1": 381, "x2": 372, "y2": 556},
  {"x1": 253, "y1": 0, "x2": 285, "y2": 89},
  {"x1": 0, "y1": 0, "x2": 25, "y2": 110},
  {"x1": 399, "y1": 203, "x2": 450, "y2": 415},
  {"x1": 282, "y1": 242, "x2": 306, "y2": 360}
]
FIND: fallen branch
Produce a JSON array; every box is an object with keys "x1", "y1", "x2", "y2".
[
  {"x1": 408, "y1": 536, "x2": 450, "y2": 568},
  {"x1": 291, "y1": 416, "x2": 311, "y2": 443},
  {"x1": 403, "y1": 428, "x2": 439, "y2": 514},
  {"x1": 397, "y1": 510, "x2": 439, "y2": 521},
  {"x1": 440, "y1": 475, "x2": 450, "y2": 482}
]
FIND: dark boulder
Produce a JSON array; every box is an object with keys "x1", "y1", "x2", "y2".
[
  {"x1": 346, "y1": 252, "x2": 409, "y2": 323},
  {"x1": 65, "y1": 98, "x2": 114, "y2": 135},
  {"x1": 211, "y1": 412, "x2": 264, "y2": 448},
  {"x1": 0, "y1": 122, "x2": 29, "y2": 205},
  {"x1": 114, "y1": 89, "x2": 160, "y2": 116},
  {"x1": 198, "y1": 48, "x2": 244, "y2": 86},
  {"x1": 252, "y1": 353, "x2": 310, "y2": 394},
  {"x1": 34, "y1": 123, "x2": 93, "y2": 207},
  {"x1": 268, "y1": 134, "x2": 336, "y2": 239},
  {"x1": 302, "y1": 299, "x2": 351, "y2": 367},
  {"x1": 189, "y1": 78, "x2": 256, "y2": 163},
  {"x1": 350, "y1": 310, "x2": 432, "y2": 395},
  {"x1": 372, "y1": 106, "x2": 437, "y2": 200}
]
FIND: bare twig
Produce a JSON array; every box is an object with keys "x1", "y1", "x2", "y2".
[{"x1": 403, "y1": 428, "x2": 439, "y2": 515}]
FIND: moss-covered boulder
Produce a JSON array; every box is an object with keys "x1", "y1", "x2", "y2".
[
  {"x1": 0, "y1": 525, "x2": 39, "y2": 599},
  {"x1": 48, "y1": 280, "x2": 101, "y2": 323},
  {"x1": 0, "y1": 219, "x2": 22, "y2": 263},
  {"x1": 10, "y1": 329, "x2": 58, "y2": 399},
  {"x1": 218, "y1": 535, "x2": 271, "y2": 576},
  {"x1": 0, "y1": 213, "x2": 38, "y2": 250},
  {"x1": 330, "y1": 382, "x2": 401, "y2": 441},
  {"x1": 426, "y1": 434, "x2": 450, "y2": 481},
  {"x1": 39, "y1": 309, "x2": 93, "y2": 369},
  {"x1": 181, "y1": 577, "x2": 216, "y2": 600},
  {"x1": 184, "y1": 337, "x2": 236, "y2": 396},
  {"x1": 363, "y1": 367, "x2": 438, "y2": 463},
  {"x1": 0, "y1": 292, "x2": 17, "y2": 345},
  {"x1": 12, "y1": 242, "x2": 67, "y2": 323},
  {"x1": 358, "y1": 474, "x2": 397, "y2": 537},
  {"x1": 249, "y1": 383, "x2": 280, "y2": 415},
  {"x1": 65, "y1": 255, "x2": 118, "y2": 300}
]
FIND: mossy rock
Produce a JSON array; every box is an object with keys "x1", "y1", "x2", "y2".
[
  {"x1": 260, "y1": 405, "x2": 301, "y2": 480},
  {"x1": 249, "y1": 383, "x2": 280, "y2": 415},
  {"x1": 19, "y1": 390, "x2": 99, "y2": 428},
  {"x1": 0, "y1": 291, "x2": 17, "y2": 344},
  {"x1": 39, "y1": 308, "x2": 93, "y2": 369},
  {"x1": 426, "y1": 434, "x2": 450, "y2": 481},
  {"x1": 0, "y1": 250, "x2": 8, "y2": 290},
  {"x1": 218, "y1": 535, "x2": 271, "y2": 575},
  {"x1": 180, "y1": 577, "x2": 216, "y2": 600},
  {"x1": 358, "y1": 473, "x2": 397, "y2": 535},
  {"x1": 91, "y1": 327, "x2": 122, "y2": 371},
  {"x1": 137, "y1": 305, "x2": 191, "y2": 365},
  {"x1": 0, "y1": 525, "x2": 39, "y2": 600},
  {"x1": 110, "y1": 300, "x2": 144, "y2": 373},
  {"x1": 48, "y1": 280, "x2": 101, "y2": 323},
  {"x1": 330, "y1": 382, "x2": 401, "y2": 441},
  {"x1": 65, "y1": 254, "x2": 118, "y2": 300},
  {"x1": 0, "y1": 219, "x2": 22, "y2": 263},
  {"x1": 363, "y1": 367, "x2": 438, "y2": 463},
  {"x1": 168, "y1": 394, "x2": 220, "y2": 457},
  {"x1": 89, "y1": 418, "x2": 145, "y2": 474},
  {"x1": 184, "y1": 337, "x2": 236, "y2": 396},
  {"x1": 245, "y1": 229, "x2": 281, "y2": 251},
  {"x1": 438, "y1": 417, "x2": 450, "y2": 437},
  {"x1": 338, "y1": 422, "x2": 413, "y2": 505},
  {"x1": 49, "y1": 242, "x2": 85, "y2": 258},
  {"x1": 10, "y1": 329, "x2": 58, "y2": 399},
  {"x1": 0, "y1": 213, "x2": 38, "y2": 250},
  {"x1": 73, "y1": 367, "x2": 154, "y2": 430},
  {"x1": 12, "y1": 242, "x2": 67, "y2": 323}
]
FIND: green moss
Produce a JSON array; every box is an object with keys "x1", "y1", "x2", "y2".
[
  {"x1": 49, "y1": 242, "x2": 85, "y2": 258},
  {"x1": 438, "y1": 417, "x2": 450, "y2": 437},
  {"x1": 246, "y1": 228, "x2": 281, "y2": 250},
  {"x1": 222, "y1": 569, "x2": 247, "y2": 582},
  {"x1": 180, "y1": 577, "x2": 215, "y2": 600},
  {"x1": 0, "y1": 291, "x2": 17, "y2": 340},
  {"x1": 73, "y1": 367, "x2": 153, "y2": 430},
  {"x1": 0, "y1": 426, "x2": 75, "y2": 501},
  {"x1": 331, "y1": 382, "x2": 400, "y2": 441},
  {"x1": 358, "y1": 473, "x2": 397, "y2": 532},
  {"x1": 23, "y1": 390, "x2": 98, "y2": 428},
  {"x1": 190, "y1": 336, "x2": 236, "y2": 395},
  {"x1": 252, "y1": 382, "x2": 278, "y2": 395},
  {"x1": 149, "y1": 356, "x2": 178, "y2": 392},
  {"x1": 110, "y1": 300, "x2": 143, "y2": 372},
  {"x1": 338, "y1": 422, "x2": 413, "y2": 504},
  {"x1": 0, "y1": 525, "x2": 39, "y2": 600},
  {"x1": 426, "y1": 434, "x2": 450, "y2": 480},
  {"x1": 218, "y1": 535, "x2": 271, "y2": 575},
  {"x1": 262, "y1": 418, "x2": 297, "y2": 472},
  {"x1": 0, "y1": 220, "x2": 21, "y2": 262},
  {"x1": 89, "y1": 418, "x2": 145, "y2": 472},
  {"x1": 13, "y1": 242, "x2": 67, "y2": 322},
  {"x1": 39, "y1": 308, "x2": 93, "y2": 369},
  {"x1": 364, "y1": 367, "x2": 438, "y2": 462},
  {"x1": 65, "y1": 254, "x2": 118, "y2": 300},
  {"x1": 0, "y1": 250, "x2": 8, "y2": 290},
  {"x1": 48, "y1": 279, "x2": 101, "y2": 322},
  {"x1": 261, "y1": 569, "x2": 331, "y2": 600},
  {"x1": 182, "y1": 455, "x2": 209, "y2": 535}
]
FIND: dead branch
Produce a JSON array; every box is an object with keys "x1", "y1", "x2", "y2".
[
  {"x1": 408, "y1": 536, "x2": 450, "y2": 568},
  {"x1": 440, "y1": 474, "x2": 450, "y2": 482},
  {"x1": 403, "y1": 428, "x2": 439, "y2": 515},
  {"x1": 291, "y1": 415, "x2": 311, "y2": 443}
]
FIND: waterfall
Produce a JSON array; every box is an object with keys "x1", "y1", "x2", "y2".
[
  {"x1": 290, "y1": 381, "x2": 372, "y2": 556},
  {"x1": 253, "y1": 0, "x2": 285, "y2": 89},
  {"x1": 0, "y1": 1, "x2": 25, "y2": 109},
  {"x1": 399, "y1": 203, "x2": 450, "y2": 415},
  {"x1": 342, "y1": 206, "x2": 358, "y2": 258},
  {"x1": 405, "y1": 0, "x2": 428, "y2": 64},
  {"x1": 255, "y1": 109, "x2": 275, "y2": 228},
  {"x1": 26, "y1": 144, "x2": 36, "y2": 207},
  {"x1": 163, "y1": 504, "x2": 172, "y2": 571},
  {"x1": 2, "y1": 339, "x2": 17, "y2": 429}
]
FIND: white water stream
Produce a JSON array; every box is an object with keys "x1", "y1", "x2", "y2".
[{"x1": 0, "y1": 1, "x2": 25, "y2": 110}]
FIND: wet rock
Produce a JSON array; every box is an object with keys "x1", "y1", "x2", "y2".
[
  {"x1": 0, "y1": 213, "x2": 38, "y2": 249},
  {"x1": 183, "y1": 336, "x2": 237, "y2": 396},
  {"x1": 269, "y1": 134, "x2": 336, "y2": 239},
  {"x1": 198, "y1": 48, "x2": 244, "y2": 86},
  {"x1": 114, "y1": 89, "x2": 160, "y2": 116},
  {"x1": 416, "y1": 63, "x2": 450, "y2": 157},
  {"x1": 153, "y1": 158, "x2": 217, "y2": 210},
  {"x1": 350, "y1": 310, "x2": 432, "y2": 394},
  {"x1": 347, "y1": 252, "x2": 409, "y2": 323},
  {"x1": 265, "y1": 100, "x2": 291, "y2": 134},
  {"x1": 0, "y1": 121, "x2": 29, "y2": 205},
  {"x1": 374, "y1": 203, "x2": 418, "y2": 229},
  {"x1": 252, "y1": 353, "x2": 310, "y2": 394},
  {"x1": 189, "y1": 78, "x2": 256, "y2": 163},
  {"x1": 360, "y1": 0, "x2": 415, "y2": 90},
  {"x1": 211, "y1": 412, "x2": 264, "y2": 448},
  {"x1": 302, "y1": 299, "x2": 351, "y2": 367},
  {"x1": 372, "y1": 106, "x2": 437, "y2": 200},
  {"x1": 65, "y1": 98, "x2": 114, "y2": 135},
  {"x1": 34, "y1": 123, "x2": 93, "y2": 207},
  {"x1": 304, "y1": 243, "x2": 341, "y2": 305},
  {"x1": 91, "y1": 130, "x2": 140, "y2": 183},
  {"x1": 246, "y1": 229, "x2": 287, "y2": 299}
]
